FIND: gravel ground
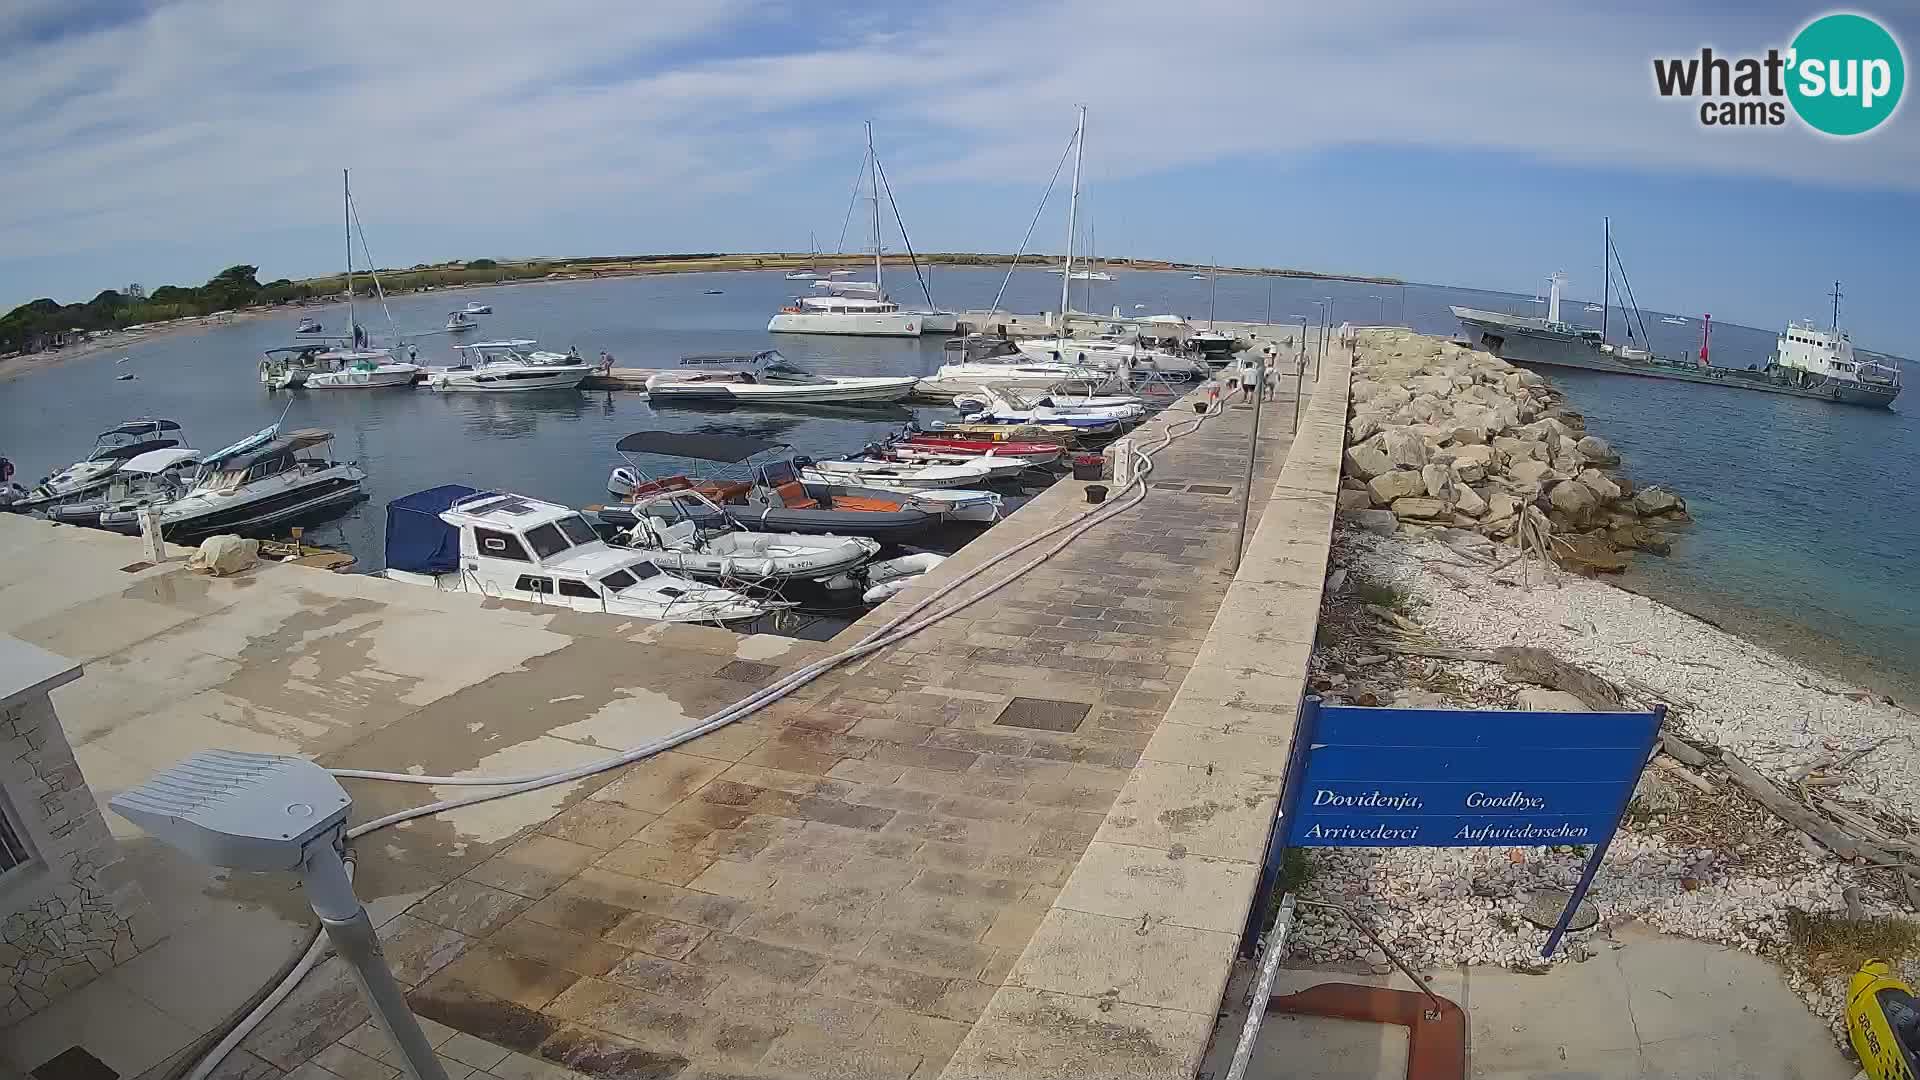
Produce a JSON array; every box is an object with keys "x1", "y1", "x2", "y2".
[{"x1": 1294, "y1": 525, "x2": 1920, "y2": 1037}]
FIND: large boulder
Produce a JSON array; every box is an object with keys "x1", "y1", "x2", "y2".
[
  {"x1": 1406, "y1": 375, "x2": 1456, "y2": 398},
  {"x1": 1547, "y1": 477, "x2": 1600, "y2": 526},
  {"x1": 1575, "y1": 434, "x2": 1619, "y2": 464},
  {"x1": 1448, "y1": 444, "x2": 1495, "y2": 483},
  {"x1": 1348, "y1": 508, "x2": 1398, "y2": 536},
  {"x1": 1453, "y1": 483, "x2": 1488, "y2": 518},
  {"x1": 1492, "y1": 436, "x2": 1546, "y2": 464},
  {"x1": 1509, "y1": 459, "x2": 1555, "y2": 487},
  {"x1": 1351, "y1": 379, "x2": 1389, "y2": 403},
  {"x1": 1407, "y1": 395, "x2": 1447, "y2": 424},
  {"x1": 1552, "y1": 534, "x2": 1630, "y2": 574},
  {"x1": 1368, "y1": 469, "x2": 1427, "y2": 506},
  {"x1": 1484, "y1": 491, "x2": 1519, "y2": 524},
  {"x1": 1347, "y1": 412, "x2": 1384, "y2": 445},
  {"x1": 1607, "y1": 520, "x2": 1672, "y2": 555},
  {"x1": 1382, "y1": 429, "x2": 1429, "y2": 469},
  {"x1": 1633, "y1": 486, "x2": 1687, "y2": 517},
  {"x1": 1336, "y1": 489, "x2": 1374, "y2": 512},
  {"x1": 1390, "y1": 497, "x2": 1450, "y2": 521},
  {"x1": 1577, "y1": 468, "x2": 1622, "y2": 502},
  {"x1": 1421, "y1": 463, "x2": 1458, "y2": 502},
  {"x1": 1344, "y1": 435, "x2": 1393, "y2": 479}
]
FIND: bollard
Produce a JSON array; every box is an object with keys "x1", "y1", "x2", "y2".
[{"x1": 138, "y1": 506, "x2": 166, "y2": 564}]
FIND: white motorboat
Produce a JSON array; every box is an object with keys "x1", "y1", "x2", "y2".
[
  {"x1": 100, "y1": 429, "x2": 364, "y2": 541},
  {"x1": 45, "y1": 447, "x2": 201, "y2": 528},
  {"x1": 462, "y1": 301, "x2": 492, "y2": 315},
  {"x1": 856, "y1": 552, "x2": 949, "y2": 601},
  {"x1": 260, "y1": 345, "x2": 418, "y2": 390},
  {"x1": 965, "y1": 388, "x2": 1142, "y2": 427},
  {"x1": 17, "y1": 418, "x2": 188, "y2": 509},
  {"x1": 799, "y1": 457, "x2": 995, "y2": 490},
  {"x1": 786, "y1": 234, "x2": 825, "y2": 279},
  {"x1": 767, "y1": 294, "x2": 921, "y2": 337},
  {"x1": 863, "y1": 445, "x2": 1032, "y2": 479},
  {"x1": 427, "y1": 339, "x2": 592, "y2": 392},
  {"x1": 1585, "y1": 304, "x2": 1604, "y2": 313},
  {"x1": 864, "y1": 486, "x2": 1000, "y2": 523},
  {"x1": 1046, "y1": 267, "x2": 1114, "y2": 281},
  {"x1": 1661, "y1": 315, "x2": 1689, "y2": 325},
  {"x1": 1188, "y1": 329, "x2": 1238, "y2": 362},
  {"x1": 953, "y1": 388, "x2": 1142, "y2": 413},
  {"x1": 296, "y1": 317, "x2": 324, "y2": 334},
  {"x1": 383, "y1": 486, "x2": 779, "y2": 624},
  {"x1": 785, "y1": 270, "x2": 820, "y2": 280},
  {"x1": 611, "y1": 490, "x2": 880, "y2": 582},
  {"x1": 446, "y1": 311, "x2": 480, "y2": 333},
  {"x1": 1014, "y1": 337, "x2": 1202, "y2": 378},
  {"x1": 645, "y1": 350, "x2": 917, "y2": 404}
]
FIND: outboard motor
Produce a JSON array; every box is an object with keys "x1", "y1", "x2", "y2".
[{"x1": 607, "y1": 467, "x2": 639, "y2": 499}]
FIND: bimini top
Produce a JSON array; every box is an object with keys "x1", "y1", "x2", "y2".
[
  {"x1": 614, "y1": 431, "x2": 786, "y2": 462},
  {"x1": 681, "y1": 350, "x2": 780, "y2": 367},
  {"x1": 119, "y1": 448, "x2": 200, "y2": 475},
  {"x1": 103, "y1": 418, "x2": 182, "y2": 437},
  {"x1": 221, "y1": 429, "x2": 333, "y2": 473},
  {"x1": 456, "y1": 339, "x2": 538, "y2": 351}
]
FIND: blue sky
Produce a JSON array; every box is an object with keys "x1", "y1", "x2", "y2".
[{"x1": 2, "y1": 1, "x2": 1915, "y2": 356}]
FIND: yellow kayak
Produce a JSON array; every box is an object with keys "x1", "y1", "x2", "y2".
[{"x1": 1846, "y1": 960, "x2": 1920, "y2": 1080}]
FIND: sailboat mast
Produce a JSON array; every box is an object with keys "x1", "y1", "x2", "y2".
[
  {"x1": 1830, "y1": 280, "x2": 1843, "y2": 332},
  {"x1": 1058, "y1": 105, "x2": 1085, "y2": 341},
  {"x1": 1600, "y1": 217, "x2": 1610, "y2": 344},
  {"x1": 868, "y1": 122, "x2": 882, "y2": 300},
  {"x1": 1208, "y1": 258, "x2": 1218, "y2": 328},
  {"x1": 343, "y1": 169, "x2": 357, "y2": 335}
]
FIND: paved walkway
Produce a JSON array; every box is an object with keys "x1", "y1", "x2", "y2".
[{"x1": 1201, "y1": 925, "x2": 1853, "y2": 1080}]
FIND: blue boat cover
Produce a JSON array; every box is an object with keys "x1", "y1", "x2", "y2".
[{"x1": 385, "y1": 485, "x2": 480, "y2": 574}]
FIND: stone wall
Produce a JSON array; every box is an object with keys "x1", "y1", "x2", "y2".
[{"x1": 1, "y1": 689, "x2": 152, "y2": 1023}]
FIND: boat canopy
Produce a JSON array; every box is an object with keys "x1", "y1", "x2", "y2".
[
  {"x1": 199, "y1": 426, "x2": 279, "y2": 469},
  {"x1": 614, "y1": 431, "x2": 785, "y2": 462},
  {"x1": 120, "y1": 448, "x2": 200, "y2": 474},
  {"x1": 103, "y1": 418, "x2": 182, "y2": 437},
  {"x1": 386, "y1": 485, "x2": 482, "y2": 575},
  {"x1": 221, "y1": 429, "x2": 334, "y2": 473},
  {"x1": 457, "y1": 339, "x2": 538, "y2": 351}
]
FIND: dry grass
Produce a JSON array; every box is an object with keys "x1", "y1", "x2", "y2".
[{"x1": 1784, "y1": 908, "x2": 1920, "y2": 977}]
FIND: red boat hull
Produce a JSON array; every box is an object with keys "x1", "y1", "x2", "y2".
[{"x1": 900, "y1": 435, "x2": 1061, "y2": 461}]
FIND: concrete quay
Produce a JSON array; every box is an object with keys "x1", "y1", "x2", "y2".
[{"x1": 1, "y1": 371, "x2": 1330, "y2": 1080}]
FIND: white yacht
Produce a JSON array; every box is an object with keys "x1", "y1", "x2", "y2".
[
  {"x1": 1661, "y1": 315, "x2": 1689, "y2": 325},
  {"x1": 260, "y1": 344, "x2": 418, "y2": 390},
  {"x1": 768, "y1": 294, "x2": 922, "y2": 337},
  {"x1": 100, "y1": 429, "x2": 364, "y2": 541},
  {"x1": 16, "y1": 418, "x2": 187, "y2": 509},
  {"x1": 1014, "y1": 336, "x2": 1202, "y2": 377},
  {"x1": 799, "y1": 458, "x2": 995, "y2": 490},
  {"x1": 45, "y1": 448, "x2": 201, "y2": 528},
  {"x1": 645, "y1": 350, "x2": 917, "y2": 404},
  {"x1": 462, "y1": 301, "x2": 492, "y2": 315},
  {"x1": 382, "y1": 486, "x2": 777, "y2": 624},
  {"x1": 427, "y1": 339, "x2": 593, "y2": 392}
]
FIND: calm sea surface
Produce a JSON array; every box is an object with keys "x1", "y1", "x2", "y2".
[{"x1": 1, "y1": 268, "x2": 1913, "y2": 696}]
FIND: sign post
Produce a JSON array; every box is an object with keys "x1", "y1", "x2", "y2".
[{"x1": 1247, "y1": 697, "x2": 1664, "y2": 958}]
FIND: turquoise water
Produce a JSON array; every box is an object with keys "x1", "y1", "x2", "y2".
[{"x1": 0, "y1": 267, "x2": 1912, "y2": 697}]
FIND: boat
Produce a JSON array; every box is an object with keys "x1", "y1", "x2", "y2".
[
  {"x1": 462, "y1": 302, "x2": 492, "y2": 315},
  {"x1": 644, "y1": 350, "x2": 917, "y2": 405},
  {"x1": 382, "y1": 486, "x2": 778, "y2": 624},
  {"x1": 427, "y1": 339, "x2": 592, "y2": 392},
  {"x1": 100, "y1": 429, "x2": 365, "y2": 541},
  {"x1": 856, "y1": 552, "x2": 947, "y2": 602},
  {"x1": 786, "y1": 234, "x2": 825, "y2": 280},
  {"x1": 116, "y1": 356, "x2": 131, "y2": 364},
  {"x1": 799, "y1": 457, "x2": 995, "y2": 490},
  {"x1": 1585, "y1": 304, "x2": 1603, "y2": 313},
  {"x1": 1452, "y1": 238, "x2": 1899, "y2": 408},
  {"x1": 1661, "y1": 315, "x2": 1688, "y2": 325},
  {"x1": 260, "y1": 344, "x2": 418, "y2": 390},
  {"x1": 963, "y1": 388, "x2": 1141, "y2": 428},
  {"x1": 768, "y1": 294, "x2": 921, "y2": 337},
  {"x1": 1188, "y1": 329, "x2": 1238, "y2": 364},
  {"x1": 954, "y1": 388, "x2": 1143, "y2": 414},
  {"x1": 1191, "y1": 274, "x2": 1207, "y2": 280},
  {"x1": 115, "y1": 372, "x2": 135, "y2": 381},
  {"x1": 46, "y1": 447, "x2": 200, "y2": 528},
  {"x1": 446, "y1": 311, "x2": 480, "y2": 333},
  {"x1": 927, "y1": 420, "x2": 1096, "y2": 442},
  {"x1": 16, "y1": 418, "x2": 188, "y2": 509},
  {"x1": 785, "y1": 271, "x2": 821, "y2": 280},
  {"x1": 1846, "y1": 959, "x2": 1920, "y2": 1080},
  {"x1": 862, "y1": 444, "x2": 1035, "y2": 479},
  {"x1": 1047, "y1": 267, "x2": 1115, "y2": 282},
  {"x1": 610, "y1": 489, "x2": 880, "y2": 582},
  {"x1": 296, "y1": 317, "x2": 324, "y2": 334},
  {"x1": 703, "y1": 289, "x2": 724, "y2": 295},
  {"x1": 599, "y1": 432, "x2": 941, "y2": 539},
  {"x1": 896, "y1": 433, "x2": 1064, "y2": 465}
]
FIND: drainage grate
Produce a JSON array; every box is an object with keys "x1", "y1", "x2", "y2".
[
  {"x1": 712, "y1": 660, "x2": 779, "y2": 684},
  {"x1": 118, "y1": 562, "x2": 154, "y2": 574},
  {"x1": 1152, "y1": 482, "x2": 1187, "y2": 491},
  {"x1": 1187, "y1": 484, "x2": 1234, "y2": 495},
  {"x1": 994, "y1": 697, "x2": 1091, "y2": 732},
  {"x1": 32, "y1": 1048, "x2": 118, "y2": 1080}
]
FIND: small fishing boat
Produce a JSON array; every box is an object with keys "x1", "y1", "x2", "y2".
[
  {"x1": 296, "y1": 317, "x2": 324, "y2": 334},
  {"x1": 963, "y1": 388, "x2": 1140, "y2": 428},
  {"x1": 446, "y1": 311, "x2": 480, "y2": 333},
  {"x1": 16, "y1": 418, "x2": 188, "y2": 510},
  {"x1": 703, "y1": 289, "x2": 725, "y2": 295},
  {"x1": 610, "y1": 490, "x2": 880, "y2": 582},
  {"x1": 799, "y1": 457, "x2": 995, "y2": 490},
  {"x1": 921, "y1": 421, "x2": 1088, "y2": 444},
  {"x1": 895, "y1": 433, "x2": 1064, "y2": 465},
  {"x1": 1585, "y1": 304, "x2": 1604, "y2": 313},
  {"x1": 952, "y1": 389, "x2": 1142, "y2": 413},
  {"x1": 115, "y1": 372, "x2": 135, "y2": 381},
  {"x1": 784, "y1": 270, "x2": 820, "y2": 280},
  {"x1": 116, "y1": 356, "x2": 131, "y2": 364},
  {"x1": 857, "y1": 552, "x2": 947, "y2": 602},
  {"x1": 862, "y1": 444, "x2": 1034, "y2": 479},
  {"x1": 427, "y1": 339, "x2": 592, "y2": 392},
  {"x1": 462, "y1": 301, "x2": 492, "y2": 315},
  {"x1": 383, "y1": 486, "x2": 778, "y2": 624},
  {"x1": 260, "y1": 344, "x2": 419, "y2": 390},
  {"x1": 100, "y1": 429, "x2": 364, "y2": 541},
  {"x1": 645, "y1": 351, "x2": 917, "y2": 405},
  {"x1": 1188, "y1": 329, "x2": 1238, "y2": 364},
  {"x1": 600, "y1": 432, "x2": 940, "y2": 540}
]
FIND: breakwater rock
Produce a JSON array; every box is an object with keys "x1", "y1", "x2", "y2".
[{"x1": 1340, "y1": 329, "x2": 1688, "y2": 572}]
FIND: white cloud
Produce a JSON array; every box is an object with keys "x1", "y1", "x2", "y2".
[{"x1": 0, "y1": 0, "x2": 1913, "y2": 304}]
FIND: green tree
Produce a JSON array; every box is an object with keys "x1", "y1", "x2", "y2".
[{"x1": 465, "y1": 258, "x2": 498, "y2": 270}]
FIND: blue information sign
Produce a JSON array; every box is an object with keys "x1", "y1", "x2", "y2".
[{"x1": 1250, "y1": 698, "x2": 1665, "y2": 957}]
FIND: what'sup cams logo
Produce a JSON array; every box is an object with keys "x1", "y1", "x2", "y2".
[{"x1": 1653, "y1": 12, "x2": 1905, "y2": 135}]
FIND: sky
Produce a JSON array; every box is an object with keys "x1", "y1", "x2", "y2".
[{"x1": 2, "y1": 0, "x2": 1916, "y2": 355}]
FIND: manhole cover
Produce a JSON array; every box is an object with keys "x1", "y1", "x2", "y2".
[
  {"x1": 1520, "y1": 889, "x2": 1599, "y2": 932},
  {"x1": 712, "y1": 660, "x2": 778, "y2": 684},
  {"x1": 1187, "y1": 484, "x2": 1234, "y2": 495},
  {"x1": 995, "y1": 697, "x2": 1091, "y2": 732}
]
